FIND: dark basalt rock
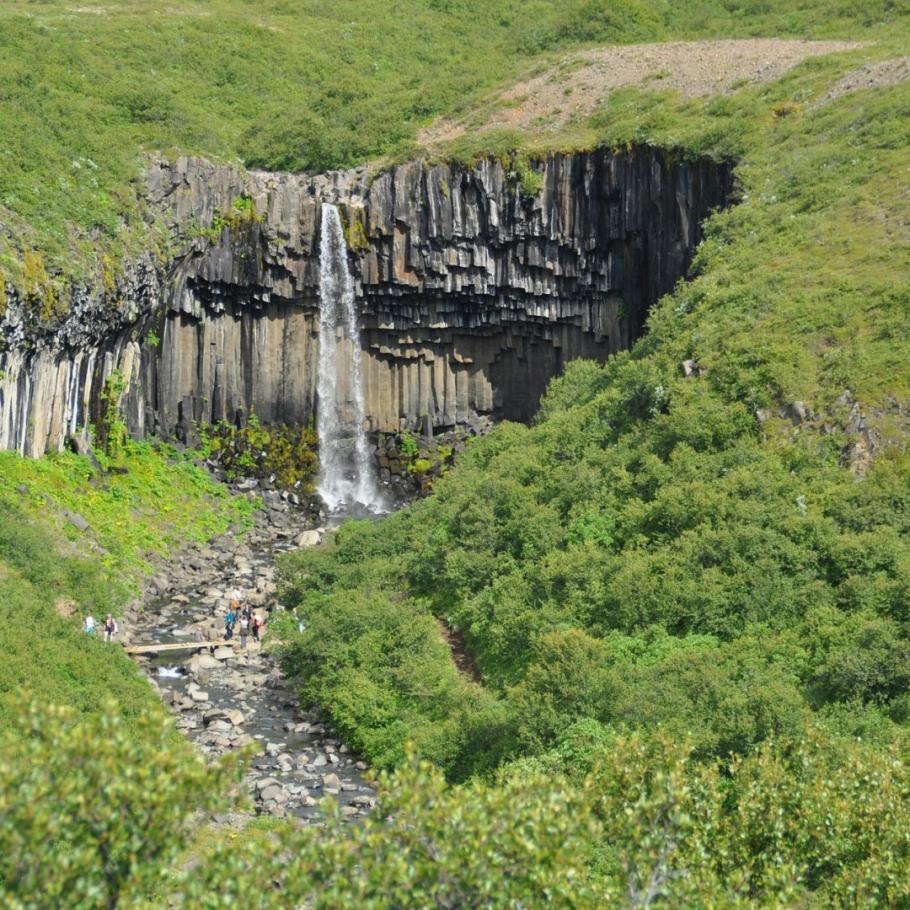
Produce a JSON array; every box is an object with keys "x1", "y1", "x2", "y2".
[{"x1": 0, "y1": 148, "x2": 733, "y2": 455}]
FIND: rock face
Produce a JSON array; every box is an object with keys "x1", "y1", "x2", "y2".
[{"x1": 0, "y1": 148, "x2": 733, "y2": 455}]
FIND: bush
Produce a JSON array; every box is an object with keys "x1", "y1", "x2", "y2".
[{"x1": 0, "y1": 697, "x2": 243, "y2": 910}]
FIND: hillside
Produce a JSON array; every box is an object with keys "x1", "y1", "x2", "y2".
[
  {"x1": 0, "y1": 442, "x2": 252, "y2": 733},
  {"x1": 0, "y1": 0, "x2": 905, "y2": 289},
  {"x1": 279, "y1": 15, "x2": 910, "y2": 773},
  {"x1": 4, "y1": 0, "x2": 910, "y2": 905}
]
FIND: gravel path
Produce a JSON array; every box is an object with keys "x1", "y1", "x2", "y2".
[{"x1": 420, "y1": 38, "x2": 864, "y2": 146}]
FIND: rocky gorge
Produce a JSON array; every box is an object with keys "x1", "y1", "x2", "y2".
[
  {"x1": 0, "y1": 147, "x2": 733, "y2": 457},
  {"x1": 123, "y1": 496, "x2": 376, "y2": 824}
]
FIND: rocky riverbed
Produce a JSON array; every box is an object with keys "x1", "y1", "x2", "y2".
[{"x1": 123, "y1": 491, "x2": 376, "y2": 824}]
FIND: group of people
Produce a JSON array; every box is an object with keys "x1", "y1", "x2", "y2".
[
  {"x1": 83, "y1": 613, "x2": 118, "y2": 642},
  {"x1": 225, "y1": 595, "x2": 264, "y2": 649},
  {"x1": 83, "y1": 598, "x2": 265, "y2": 651}
]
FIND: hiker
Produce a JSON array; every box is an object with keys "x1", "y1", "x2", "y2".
[
  {"x1": 83, "y1": 614, "x2": 96, "y2": 635},
  {"x1": 103, "y1": 614, "x2": 118, "y2": 643},
  {"x1": 239, "y1": 613, "x2": 249, "y2": 649},
  {"x1": 225, "y1": 605, "x2": 237, "y2": 640}
]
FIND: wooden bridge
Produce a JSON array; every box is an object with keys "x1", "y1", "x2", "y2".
[{"x1": 123, "y1": 639, "x2": 245, "y2": 656}]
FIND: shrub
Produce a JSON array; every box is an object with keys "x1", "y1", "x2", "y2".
[{"x1": 201, "y1": 419, "x2": 318, "y2": 489}]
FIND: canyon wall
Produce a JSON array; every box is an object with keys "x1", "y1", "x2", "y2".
[{"x1": 0, "y1": 149, "x2": 733, "y2": 455}]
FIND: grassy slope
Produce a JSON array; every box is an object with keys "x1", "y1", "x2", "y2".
[
  {"x1": 0, "y1": 0, "x2": 904, "y2": 290},
  {"x1": 277, "y1": 21, "x2": 910, "y2": 779},
  {"x1": 0, "y1": 442, "x2": 253, "y2": 733}
]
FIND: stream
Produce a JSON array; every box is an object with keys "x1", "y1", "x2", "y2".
[{"x1": 126, "y1": 497, "x2": 376, "y2": 824}]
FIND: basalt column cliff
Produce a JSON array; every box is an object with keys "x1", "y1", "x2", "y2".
[{"x1": 0, "y1": 149, "x2": 733, "y2": 455}]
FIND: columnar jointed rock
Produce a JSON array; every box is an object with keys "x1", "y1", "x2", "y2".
[{"x1": 0, "y1": 149, "x2": 733, "y2": 454}]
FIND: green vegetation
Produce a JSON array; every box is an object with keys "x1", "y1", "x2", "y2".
[
  {"x1": 0, "y1": 698, "x2": 243, "y2": 910},
  {"x1": 1, "y1": 0, "x2": 906, "y2": 288},
  {"x1": 201, "y1": 416, "x2": 318, "y2": 489},
  {"x1": 1, "y1": 700, "x2": 595, "y2": 908},
  {"x1": 279, "y1": 20, "x2": 910, "y2": 772},
  {"x1": 8, "y1": 698, "x2": 910, "y2": 907},
  {"x1": 0, "y1": 441, "x2": 253, "y2": 732},
  {"x1": 269, "y1": 11, "x2": 910, "y2": 901},
  {"x1": 5, "y1": 0, "x2": 910, "y2": 903}
]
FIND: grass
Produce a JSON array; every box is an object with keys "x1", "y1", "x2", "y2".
[
  {"x1": 0, "y1": 441, "x2": 255, "y2": 735},
  {"x1": 0, "y1": 0, "x2": 906, "y2": 293}
]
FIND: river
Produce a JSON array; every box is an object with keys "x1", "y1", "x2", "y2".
[{"x1": 126, "y1": 501, "x2": 376, "y2": 824}]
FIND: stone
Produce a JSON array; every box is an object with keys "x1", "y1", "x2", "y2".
[
  {"x1": 322, "y1": 773, "x2": 341, "y2": 792},
  {"x1": 260, "y1": 785, "x2": 288, "y2": 803},
  {"x1": 294, "y1": 530, "x2": 321, "y2": 548},
  {"x1": 66, "y1": 511, "x2": 90, "y2": 532}
]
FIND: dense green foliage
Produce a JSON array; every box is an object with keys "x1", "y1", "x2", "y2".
[
  {"x1": 279, "y1": 20, "x2": 910, "y2": 779},
  {"x1": 9, "y1": 698, "x2": 910, "y2": 908},
  {"x1": 0, "y1": 442, "x2": 253, "y2": 733},
  {"x1": 0, "y1": 699, "x2": 242, "y2": 910},
  {"x1": 0, "y1": 698, "x2": 594, "y2": 908},
  {"x1": 1, "y1": 0, "x2": 906, "y2": 286}
]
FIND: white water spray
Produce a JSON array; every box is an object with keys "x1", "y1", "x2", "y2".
[{"x1": 316, "y1": 204, "x2": 385, "y2": 513}]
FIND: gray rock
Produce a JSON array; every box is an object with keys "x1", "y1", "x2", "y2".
[
  {"x1": 66, "y1": 511, "x2": 90, "y2": 532},
  {"x1": 294, "y1": 530, "x2": 321, "y2": 548},
  {"x1": 260, "y1": 785, "x2": 288, "y2": 803},
  {"x1": 322, "y1": 773, "x2": 341, "y2": 792}
]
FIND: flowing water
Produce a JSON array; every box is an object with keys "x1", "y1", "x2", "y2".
[
  {"x1": 131, "y1": 513, "x2": 376, "y2": 824},
  {"x1": 316, "y1": 203, "x2": 385, "y2": 513}
]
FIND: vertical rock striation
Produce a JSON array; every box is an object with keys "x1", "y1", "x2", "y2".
[{"x1": 0, "y1": 148, "x2": 733, "y2": 455}]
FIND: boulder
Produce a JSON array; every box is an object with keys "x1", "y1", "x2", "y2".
[
  {"x1": 66, "y1": 511, "x2": 90, "y2": 532},
  {"x1": 225, "y1": 709, "x2": 245, "y2": 726},
  {"x1": 260, "y1": 785, "x2": 287, "y2": 803},
  {"x1": 187, "y1": 654, "x2": 220, "y2": 672},
  {"x1": 322, "y1": 772, "x2": 341, "y2": 792},
  {"x1": 294, "y1": 530, "x2": 321, "y2": 548}
]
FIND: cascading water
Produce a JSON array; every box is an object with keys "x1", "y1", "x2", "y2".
[{"x1": 316, "y1": 204, "x2": 385, "y2": 514}]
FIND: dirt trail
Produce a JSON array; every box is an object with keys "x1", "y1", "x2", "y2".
[{"x1": 420, "y1": 39, "x2": 864, "y2": 147}]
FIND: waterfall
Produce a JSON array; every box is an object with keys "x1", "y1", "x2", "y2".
[{"x1": 316, "y1": 204, "x2": 385, "y2": 514}]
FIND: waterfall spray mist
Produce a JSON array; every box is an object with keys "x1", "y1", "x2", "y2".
[{"x1": 316, "y1": 204, "x2": 385, "y2": 513}]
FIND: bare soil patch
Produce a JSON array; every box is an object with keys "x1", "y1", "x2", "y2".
[
  {"x1": 420, "y1": 39, "x2": 863, "y2": 147},
  {"x1": 820, "y1": 56, "x2": 910, "y2": 103}
]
